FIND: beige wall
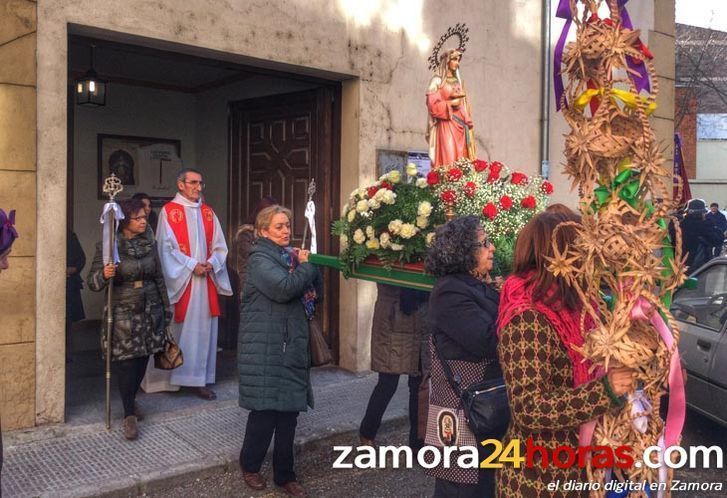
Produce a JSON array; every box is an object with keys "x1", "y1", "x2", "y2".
[{"x1": 0, "y1": 0, "x2": 37, "y2": 430}]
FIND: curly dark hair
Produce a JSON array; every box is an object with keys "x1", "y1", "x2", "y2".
[
  {"x1": 425, "y1": 215, "x2": 482, "y2": 277},
  {"x1": 119, "y1": 198, "x2": 147, "y2": 230}
]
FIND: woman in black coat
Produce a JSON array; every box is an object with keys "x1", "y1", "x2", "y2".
[
  {"x1": 87, "y1": 198, "x2": 170, "y2": 441},
  {"x1": 423, "y1": 215, "x2": 500, "y2": 498}
]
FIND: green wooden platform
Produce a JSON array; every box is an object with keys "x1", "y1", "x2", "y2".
[{"x1": 309, "y1": 254, "x2": 435, "y2": 291}]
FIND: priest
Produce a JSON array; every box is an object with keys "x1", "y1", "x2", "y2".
[{"x1": 142, "y1": 168, "x2": 232, "y2": 400}]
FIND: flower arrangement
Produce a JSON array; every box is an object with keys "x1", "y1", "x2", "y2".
[
  {"x1": 428, "y1": 158, "x2": 552, "y2": 274},
  {"x1": 332, "y1": 168, "x2": 445, "y2": 277},
  {"x1": 333, "y1": 158, "x2": 553, "y2": 277}
]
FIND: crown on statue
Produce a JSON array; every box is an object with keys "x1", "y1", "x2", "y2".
[{"x1": 428, "y1": 23, "x2": 469, "y2": 72}]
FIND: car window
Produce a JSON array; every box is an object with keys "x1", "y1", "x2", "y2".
[{"x1": 671, "y1": 265, "x2": 727, "y2": 331}]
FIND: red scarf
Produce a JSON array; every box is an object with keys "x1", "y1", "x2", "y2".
[{"x1": 497, "y1": 272, "x2": 593, "y2": 387}]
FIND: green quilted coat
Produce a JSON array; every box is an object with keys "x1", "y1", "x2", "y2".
[{"x1": 237, "y1": 237, "x2": 320, "y2": 412}]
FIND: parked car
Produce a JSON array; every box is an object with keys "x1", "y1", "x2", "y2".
[{"x1": 670, "y1": 256, "x2": 727, "y2": 426}]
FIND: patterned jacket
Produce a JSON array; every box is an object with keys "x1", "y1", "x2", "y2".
[
  {"x1": 496, "y1": 311, "x2": 623, "y2": 498},
  {"x1": 87, "y1": 230, "x2": 170, "y2": 361}
]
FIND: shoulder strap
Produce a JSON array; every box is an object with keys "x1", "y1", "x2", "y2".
[{"x1": 432, "y1": 333, "x2": 464, "y2": 398}]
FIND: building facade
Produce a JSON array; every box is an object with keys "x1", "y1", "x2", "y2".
[{"x1": 0, "y1": 0, "x2": 675, "y2": 429}]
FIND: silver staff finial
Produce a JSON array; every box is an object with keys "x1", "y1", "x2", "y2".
[{"x1": 102, "y1": 173, "x2": 124, "y2": 201}]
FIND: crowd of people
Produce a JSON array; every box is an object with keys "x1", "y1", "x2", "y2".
[{"x1": 3, "y1": 178, "x2": 723, "y2": 497}]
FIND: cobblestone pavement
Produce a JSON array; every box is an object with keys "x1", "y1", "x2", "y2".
[{"x1": 2, "y1": 368, "x2": 408, "y2": 498}]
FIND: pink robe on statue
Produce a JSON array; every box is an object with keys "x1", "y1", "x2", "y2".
[{"x1": 426, "y1": 80, "x2": 474, "y2": 168}]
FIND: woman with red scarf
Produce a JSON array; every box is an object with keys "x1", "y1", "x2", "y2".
[{"x1": 496, "y1": 211, "x2": 635, "y2": 498}]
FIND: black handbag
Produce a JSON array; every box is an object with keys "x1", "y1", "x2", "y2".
[{"x1": 433, "y1": 335, "x2": 510, "y2": 440}]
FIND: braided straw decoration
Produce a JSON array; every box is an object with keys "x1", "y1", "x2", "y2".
[{"x1": 555, "y1": 1, "x2": 686, "y2": 495}]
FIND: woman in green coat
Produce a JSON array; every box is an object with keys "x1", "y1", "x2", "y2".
[{"x1": 237, "y1": 205, "x2": 321, "y2": 498}]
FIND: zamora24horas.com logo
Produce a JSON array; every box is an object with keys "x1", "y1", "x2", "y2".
[{"x1": 332, "y1": 438, "x2": 724, "y2": 492}]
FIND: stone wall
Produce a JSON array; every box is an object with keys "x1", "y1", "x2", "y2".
[{"x1": 0, "y1": 0, "x2": 37, "y2": 430}]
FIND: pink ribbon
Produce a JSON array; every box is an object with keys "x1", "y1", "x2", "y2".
[{"x1": 578, "y1": 298, "x2": 685, "y2": 449}]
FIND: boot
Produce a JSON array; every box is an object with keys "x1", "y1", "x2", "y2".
[{"x1": 122, "y1": 415, "x2": 138, "y2": 440}]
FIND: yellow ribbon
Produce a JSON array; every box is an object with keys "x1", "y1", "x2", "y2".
[{"x1": 574, "y1": 88, "x2": 657, "y2": 115}]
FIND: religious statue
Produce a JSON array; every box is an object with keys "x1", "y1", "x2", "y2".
[{"x1": 426, "y1": 24, "x2": 476, "y2": 169}]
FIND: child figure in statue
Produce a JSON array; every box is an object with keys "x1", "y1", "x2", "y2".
[{"x1": 426, "y1": 49, "x2": 476, "y2": 168}]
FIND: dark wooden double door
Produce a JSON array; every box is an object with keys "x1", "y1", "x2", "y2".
[{"x1": 228, "y1": 87, "x2": 341, "y2": 361}]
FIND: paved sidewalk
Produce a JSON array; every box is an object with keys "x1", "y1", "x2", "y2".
[{"x1": 2, "y1": 368, "x2": 409, "y2": 498}]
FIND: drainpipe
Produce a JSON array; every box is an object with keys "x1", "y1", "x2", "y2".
[{"x1": 540, "y1": 0, "x2": 552, "y2": 179}]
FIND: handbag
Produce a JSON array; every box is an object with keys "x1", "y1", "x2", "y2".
[
  {"x1": 309, "y1": 317, "x2": 333, "y2": 366},
  {"x1": 154, "y1": 328, "x2": 184, "y2": 370},
  {"x1": 433, "y1": 334, "x2": 510, "y2": 440}
]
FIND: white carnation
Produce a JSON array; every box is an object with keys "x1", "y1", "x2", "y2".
[
  {"x1": 368, "y1": 198, "x2": 381, "y2": 210},
  {"x1": 416, "y1": 178, "x2": 428, "y2": 188},
  {"x1": 379, "y1": 232, "x2": 391, "y2": 248},
  {"x1": 416, "y1": 216, "x2": 428, "y2": 229},
  {"x1": 399, "y1": 223, "x2": 418, "y2": 239},
  {"x1": 356, "y1": 199, "x2": 369, "y2": 213},
  {"x1": 406, "y1": 163, "x2": 418, "y2": 177},
  {"x1": 426, "y1": 232, "x2": 436, "y2": 246},
  {"x1": 381, "y1": 190, "x2": 397, "y2": 205},
  {"x1": 347, "y1": 210, "x2": 356, "y2": 222},
  {"x1": 358, "y1": 187, "x2": 367, "y2": 198},
  {"x1": 390, "y1": 243, "x2": 404, "y2": 251},
  {"x1": 417, "y1": 201, "x2": 433, "y2": 217},
  {"x1": 353, "y1": 229, "x2": 366, "y2": 244},
  {"x1": 339, "y1": 234, "x2": 349, "y2": 250},
  {"x1": 388, "y1": 219, "x2": 403, "y2": 235},
  {"x1": 341, "y1": 203, "x2": 349, "y2": 215},
  {"x1": 365, "y1": 226, "x2": 375, "y2": 239},
  {"x1": 387, "y1": 170, "x2": 401, "y2": 184}
]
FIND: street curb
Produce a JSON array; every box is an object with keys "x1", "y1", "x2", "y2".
[{"x1": 70, "y1": 415, "x2": 410, "y2": 498}]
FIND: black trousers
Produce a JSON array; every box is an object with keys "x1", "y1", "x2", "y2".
[
  {"x1": 360, "y1": 373, "x2": 423, "y2": 447},
  {"x1": 113, "y1": 356, "x2": 148, "y2": 418},
  {"x1": 240, "y1": 410, "x2": 299, "y2": 485}
]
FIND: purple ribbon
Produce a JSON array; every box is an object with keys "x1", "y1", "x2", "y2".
[
  {"x1": 0, "y1": 209, "x2": 18, "y2": 254},
  {"x1": 554, "y1": 0, "x2": 651, "y2": 111},
  {"x1": 553, "y1": 0, "x2": 572, "y2": 111},
  {"x1": 618, "y1": 0, "x2": 651, "y2": 93}
]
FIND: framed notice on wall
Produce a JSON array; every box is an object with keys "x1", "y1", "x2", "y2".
[
  {"x1": 376, "y1": 149, "x2": 431, "y2": 178},
  {"x1": 97, "y1": 134, "x2": 183, "y2": 204}
]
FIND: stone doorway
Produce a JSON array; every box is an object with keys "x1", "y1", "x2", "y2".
[{"x1": 64, "y1": 33, "x2": 343, "y2": 424}]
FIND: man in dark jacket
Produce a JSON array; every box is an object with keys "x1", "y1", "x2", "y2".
[
  {"x1": 706, "y1": 203, "x2": 727, "y2": 257},
  {"x1": 680, "y1": 199, "x2": 724, "y2": 273}
]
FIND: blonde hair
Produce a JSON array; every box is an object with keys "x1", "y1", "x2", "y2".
[{"x1": 255, "y1": 205, "x2": 293, "y2": 237}]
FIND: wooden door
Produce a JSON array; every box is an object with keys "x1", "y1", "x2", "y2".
[{"x1": 228, "y1": 87, "x2": 341, "y2": 361}]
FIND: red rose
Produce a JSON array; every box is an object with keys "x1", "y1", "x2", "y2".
[
  {"x1": 487, "y1": 161, "x2": 502, "y2": 183},
  {"x1": 474, "y1": 159, "x2": 489, "y2": 172},
  {"x1": 440, "y1": 190, "x2": 457, "y2": 204},
  {"x1": 463, "y1": 181, "x2": 477, "y2": 197},
  {"x1": 482, "y1": 202, "x2": 498, "y2": 220},
  {"x1": 380, "y1": 181, "x2": 393, "y2": 190},
  {"x1": 500, "y1": 195, "x2": 513, "y2": 210},
  {"x1": 447, "y1": 168, "x2": 463, "y2": 182},
  {"x1": 521, "y1": 195, "x2": 537, "y2": 209},
  {"x1": 427, "y1": 171, "x2": 441, "y2": 186},
  {"x1": 511, "y1": 172, "x2": 528, "y2": 185},
  {"x1": 541, "y1": 180, "x2": 554, "y2": 195},
  {"x1": 367, "y1": 186, "x2": 379, "y2": 198}
]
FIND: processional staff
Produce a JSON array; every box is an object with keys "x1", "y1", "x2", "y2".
[
  {"x1": 99, "y1": 174, "x2": 124, "y2": 429},
  {"x1": 301, "y1": 178, "x2": 317, "y2": 254}
]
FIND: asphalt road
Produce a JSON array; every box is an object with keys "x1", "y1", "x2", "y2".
[{"x1": 148, "y1": 410, "x2": 726, "y2": 498}]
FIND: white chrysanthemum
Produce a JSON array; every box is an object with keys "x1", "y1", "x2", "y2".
[
  {"x1": 365, "y1": 226, "x2": 375, "y2": 239},
  {"x1": 406, "y1": 163, "x2": 418, "y2": 177},
  {"x1": 390, "y1": 243, "x2": 404, "y2": 251},
  {"x1": 417, "y1": 201, "x2": 433, "y2": 217},
  {"x1": 339, "y1": 234, "x2": 349, "y2": 250},
  {"x1": 365, "y1": 238, "x2": 380, "y2": 250},
  {"x1": 379, "y1": 232, "x2": 391, "y2": 248},
  {"x1": 388, "y1": 219, "x2": 403, "y2": 235},
  {"x1": 426, "y1": 232, "x2": 435, "y2": 246},
  {"x1": 381, "y1": 190, "x2": 396, "y2": 205},
  {"x1": 368, "y1": 198, "x2": 381, "y2": 210},
  {"x1": 356, "y1": 199, "x2": 369, "y2": 213},
  {"x1": 387, "y1": 170, "x2": 401, "y2": 184},
  {"x1": 416, "y1": 216, "x2": 428, "y2": 229},
  {"x1": 399, "y1": 223, "x2": 418, "y2": 239},
  {"x1": 416, "y1": 178, "x2": 428, "y2": 188},
  {"x1": 353, "y1": 229, "x2": 366, "y2": 244},
  {"x1": 347, "y1": 210, "x2": 356, "y2": 222}
]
